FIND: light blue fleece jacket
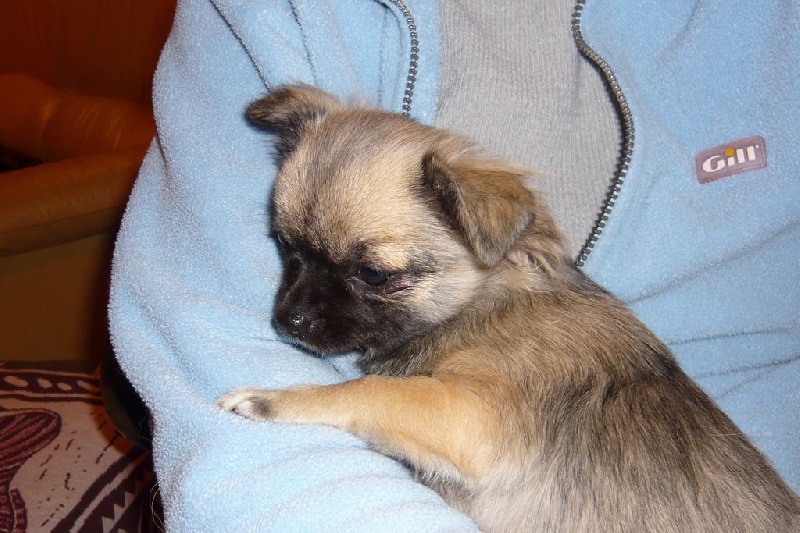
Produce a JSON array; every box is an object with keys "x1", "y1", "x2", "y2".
[
  {"x1": 578, "y1": 0, "x2": 799, "y2": 491},
  {"x1": 109, "y1": 0, "x2": 799, "y2": 530}
]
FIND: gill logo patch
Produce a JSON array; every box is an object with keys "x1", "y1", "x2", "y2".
[{"x1": 695, "y1": 136, "x2": 767, "y2": 184}]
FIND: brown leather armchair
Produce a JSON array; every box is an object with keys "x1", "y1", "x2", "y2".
[{"x1": 0, "y1": 1, "x2": 177, "y2": 363}]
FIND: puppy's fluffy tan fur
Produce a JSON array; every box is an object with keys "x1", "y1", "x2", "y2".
[{"x1": 220, "y1": 85, "x2": 800, "y2": 532}]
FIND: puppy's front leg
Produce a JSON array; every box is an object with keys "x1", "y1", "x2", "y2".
[{"x1": 219, "y1": 375, "x2": 499, "y2": 483}]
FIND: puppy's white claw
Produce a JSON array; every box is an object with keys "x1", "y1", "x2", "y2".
[{"x1": 218, "y1": 388, "x2": 275, "y2": 421}]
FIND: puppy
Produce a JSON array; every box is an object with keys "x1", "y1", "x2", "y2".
[{"x1": 219, "y1": 85, "x2": 800, "y2": 531}]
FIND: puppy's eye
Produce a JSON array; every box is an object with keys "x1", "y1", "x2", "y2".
[{"x1": 358, "y1": 267, "x2": 389, "y2": 286}]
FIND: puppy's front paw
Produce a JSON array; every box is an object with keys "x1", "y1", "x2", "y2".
[{"x1": 218, "y1": 387, "x2": 277, "y2": 421}]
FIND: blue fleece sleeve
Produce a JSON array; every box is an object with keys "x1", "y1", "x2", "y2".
[{"x1": 109, "y1": 1, "x2": 475, "y2": 530}]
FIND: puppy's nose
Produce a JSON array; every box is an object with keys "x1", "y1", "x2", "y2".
[
  {"x1": 286, "y1": 313, "x2": 307, "y2": 333},
  {"x1": 273, "y1": 310, "x2": 315, "y2": 340}
]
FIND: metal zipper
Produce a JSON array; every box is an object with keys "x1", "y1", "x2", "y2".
[
  {"x1": 385, "y1": 0, "x2": 419, "y2": 116},
  {"x1": 571, "y1": 0, "x2": 635, "y2": 267}
]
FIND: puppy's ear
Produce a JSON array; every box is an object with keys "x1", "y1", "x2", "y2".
[
  {"x1": 421, "y1": 150, "x2": 542, "y2": 267},
  {"x1": 246, "y1": 84, "x2": 341, "y2": 163}
]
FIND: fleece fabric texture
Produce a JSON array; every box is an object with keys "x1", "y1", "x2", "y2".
[
  {"x1": 579, "y1": 0, "x2": 799, "y2": 491},
  {"x1": 109, "y1": 1, "x2": 478, "y2": 531},
  {"x1": 109, "y1": 0, "x2": 799, "y2": 530}
]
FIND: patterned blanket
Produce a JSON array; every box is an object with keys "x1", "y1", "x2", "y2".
[{"x1": 0, "y1": 361, "x2": 158, "y2": 532}]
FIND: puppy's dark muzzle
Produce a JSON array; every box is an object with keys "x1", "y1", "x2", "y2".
[
  {"x1": 273, "y1": 260, "x2": 365, "y2": 353},
  {"x1": 272, "y1": 308, "x2": 320, "y2": 342},
  {"x1": 273, "y1": 300, "x2": 362, "y2": 354}
]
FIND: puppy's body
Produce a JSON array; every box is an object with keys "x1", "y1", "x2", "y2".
[{"x1": 220, "y1": 85, "x2": 800, "y2": 531}]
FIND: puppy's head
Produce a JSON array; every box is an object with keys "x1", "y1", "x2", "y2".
[{"x1": 248, "y1": 85, "x2": 570, "y2": 356}]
